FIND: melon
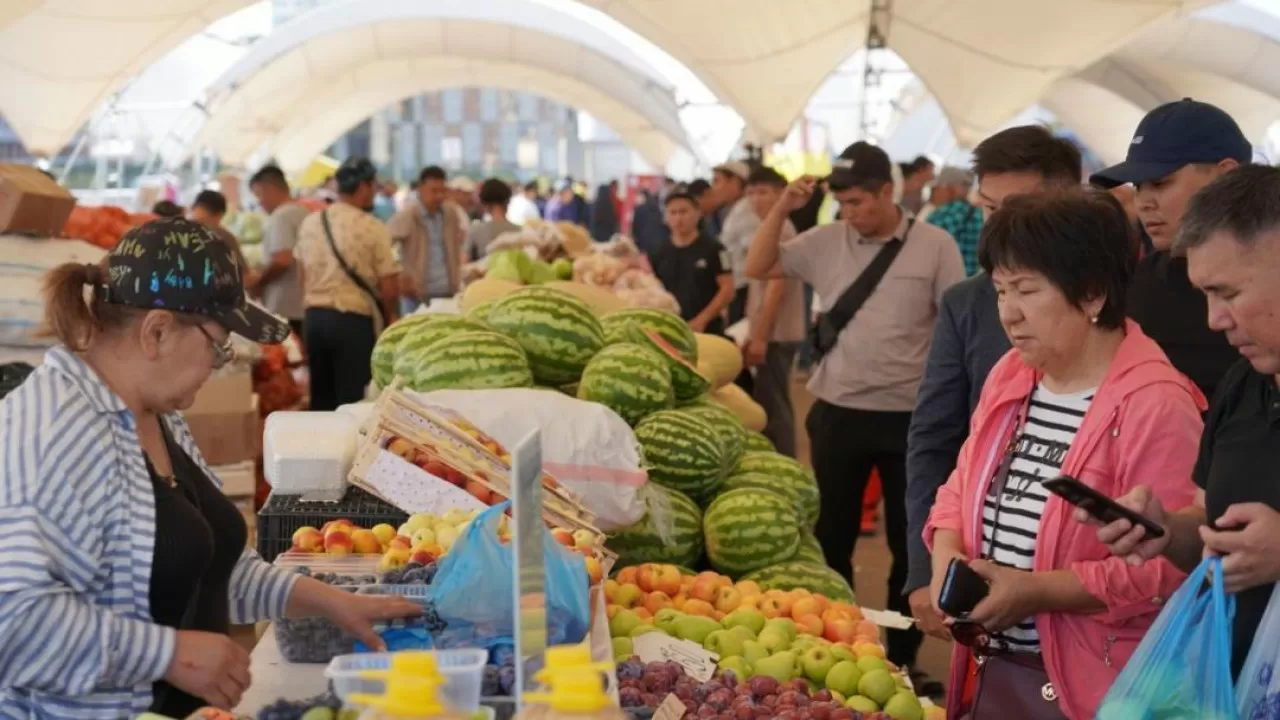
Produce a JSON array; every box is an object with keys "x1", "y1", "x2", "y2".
[
  {"x1": 792, "y1": 531, "x2": 826, "y2": 565},
  {"x1": 606, "y1": 485, "x2": 704, "y2": 568},
  {"x1": 624, "y1": 323, "x2": 711, "y2": 401},
  {"x1": 711, "y1": 383, "x2": 767, "y2": 432},
  {"x1": 397, "y1": 331, "x2": 534, "y2": 393},
  {"x1": 543, "y1": 280, "x2": 630, "y2": 317},
  {"x1": 576, "y1": 343, "x2": 673, "y2": 425},
  {"x1": 683, "y1": 402, "x2": 748, "y2": 482},
  {"x1": 702, "y1": 488, "x2": 801, "y2": 577},
  {"x1": 465, "y1": 299, "x2": 497, "y2": 326},
  {"x1": 743, "y1": 431, "x2": 775, "y2": 453},
  {"x1": 634, "y1": 409, "x2": 727, "y2": 499},
  {"x1": 601, "y1": 308, "x2": 698, "y2": 362},
  {"x1": 459, "y1": 276, "x2": 522, "y2": 313},
  {"x1": 487, "y1": 286, "x2": 604, "y2": 385},
  {"x1": 695, "y1": 333, "x2": 743, "y2": 389}
]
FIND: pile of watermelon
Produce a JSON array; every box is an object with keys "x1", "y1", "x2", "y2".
[{"x1": 372, "y1": 286, "x2": 849, "y2": 600}]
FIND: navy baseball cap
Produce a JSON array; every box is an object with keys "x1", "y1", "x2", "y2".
[
  {"x1": 1090, "y1": 99, "x2": 1252, "y2": 189},
  {"x1": 825, "y1": 141, "x2": 893, "y2": 190}
]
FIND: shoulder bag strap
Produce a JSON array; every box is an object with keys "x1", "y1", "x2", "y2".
[
  {"x1": 321, "y1": 209, "x2": 389, "y2": 329},
  {"x1": 821, "y1": 217, "x2": 916, "y2": 340}
]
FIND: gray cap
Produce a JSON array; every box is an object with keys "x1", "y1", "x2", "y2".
[{"x1": 933, "y1": 166, "x2": 973, "y2": 188}]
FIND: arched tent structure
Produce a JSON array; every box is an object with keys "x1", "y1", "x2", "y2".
[
  {"x1": 188, "y1": 0, "x2": 695, "y2": 172},
  {"x1": 0, "y1": 1, "x2": 255, "y2": 156},
  {"x1": 577, "y1": 0, "x2": 1210, "y2": 146}
]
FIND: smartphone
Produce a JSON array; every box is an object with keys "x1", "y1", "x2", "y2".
[
  {"x1": 938, "y1": 558, "x2": 990, "y2": 618},
  {"x1": 1043, "y1": 475, "x2": 1166, "y2": 538}
]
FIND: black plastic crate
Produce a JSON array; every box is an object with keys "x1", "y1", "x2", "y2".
[
  {"x1": 0, "y1": 363, "x2": 35, "y2": 400},
  {"x1": 256, "y1": 485, "x2": 408, "y2": 562}
]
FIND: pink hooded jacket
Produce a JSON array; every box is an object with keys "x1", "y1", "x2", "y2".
[{"x1": 924, "y1": 320, "x2": 1206, "y2": 719}]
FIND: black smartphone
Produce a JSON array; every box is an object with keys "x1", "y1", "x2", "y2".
[
  {"x1": 1043, "y1": 475, "x2": 1166, "y2": 538},
  {"x1": 938, "y1": 558, "x2": 990, "y2": 618}
]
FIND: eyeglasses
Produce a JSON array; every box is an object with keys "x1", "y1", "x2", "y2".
[{"x1": 197, "y1": 325, "x2": 235, "y2": 369}]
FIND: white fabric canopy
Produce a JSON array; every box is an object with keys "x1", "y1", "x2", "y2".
[
  {"x1": 190, "y1": 0, "x2": 693, "y2": 172},
  {"x1": 580, "y1": 0, "x2": 1213, "y2": 146},
  {"x1": 0, "y1": 0, "x2": 254, "y2": 156}
]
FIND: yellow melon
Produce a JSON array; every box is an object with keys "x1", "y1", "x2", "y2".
[
  {"x1": 543, "y1": 281, "x2": 630, "y2": 317},
  {"x1": 458, "y1": 277, "x2": 522, "y2": 313},
  {"x1": 694, "y1": 333, "x2": 743, "y2": 389},
  {"x1": 711, "y1": 383, "x2": 767, "y2": 432}
]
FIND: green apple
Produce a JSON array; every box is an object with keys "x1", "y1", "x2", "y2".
[
  {"x1": 609, "y1": 608, "x2": 644, "y2": 638},
  {"x1": 846, "y1": 695, "x2": 880, "y2": 713},
  {"x1": 653, "y1": 608, "x2": 684, "y2": 635},
  {"x1": 722, "y1": 608, "x2": 767, "y2": 636},
  {"x1": 704, "y1": 629, "x2": 747, "y2": 657},
  {"x1": 742, "y1": 640, "x2": 770, "y2": 666},
  {"x1": 763, "y1": 617, "x2": 798, "y2": 641},
  {"x1": 829, "y1": 645, "x2": 855, "y2": 664},
  {"x1": 751, "y1": 650, "x2": 797, "y2": 683},
  {"x1": 611, "y1": 636, "x2": 634, "y2": 660},
  {"x1": 801, "y1": 646, "x2": 839, "y2": 685},
  {"x1": 756, "y1": 628, "x2": 791, "y2": 654},
  {"x1": 629, "y1": 624, "x2": 660, "y2": 637},
  {"x1": 824, "y1": 660, "x2": 862, "y2": 697},
  {"x1": 858, "y1": 669, "x2": 899, "y2": 706},
  {"x1": 883, "y1": 690, "x2": 924, "y2": 720},
  {"x1": 673, "y1": 615, "x2": 722, "y2": 644},
  {"x1": 717, "y1": 656, "x2": 752, "y2": 682},
  {"x1": 790, "y1": 635, "x2": 819, "y2": 654},
  {"x1": 856, "y1": 656, "x2": 889, "y2": 674}
]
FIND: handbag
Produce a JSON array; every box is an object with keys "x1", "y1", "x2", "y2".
[
  {"x1": 807, "y1": 217, "x2": 914, "y2": 365},
  {"x1": 321, "y1": 209, "x2": 388, "y2": 333}
]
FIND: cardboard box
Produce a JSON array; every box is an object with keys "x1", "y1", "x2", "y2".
[
  {"x1": 0, "y1": 164, "x2": 76, "y2": 236},
  {"x1": 190, "y1": 370, "x2": 253, "y2": 414},
  {"x1": 187, "y1": 396, "x2": 261, "y2": 466}
]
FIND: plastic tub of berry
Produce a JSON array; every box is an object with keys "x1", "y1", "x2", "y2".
[{"x1": 326, "y1": 647, "x2": 487, "y2": 711}]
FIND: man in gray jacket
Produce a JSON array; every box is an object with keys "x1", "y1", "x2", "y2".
[{"x1": 904, "y1": 126, "x2": 1083, "y2": 639}]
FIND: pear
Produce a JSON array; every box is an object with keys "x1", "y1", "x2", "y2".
[
  {"x1": 609, "y1": 608, "x2": 645, "y2": 638},
  {"x1": 673, "y1": 615, "x2": 722, "y2": 644}
]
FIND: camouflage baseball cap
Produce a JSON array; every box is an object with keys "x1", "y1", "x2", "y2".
[{"x1": 95, "y1": 216, "x2": 291, "y2": 344}]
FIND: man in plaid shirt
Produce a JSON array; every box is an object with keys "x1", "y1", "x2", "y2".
[{"x1": 923, "y1": 166, "x2": 983, "y2": 276}]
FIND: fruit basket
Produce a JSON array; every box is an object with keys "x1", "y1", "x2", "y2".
[{"x1": 257, "y1": 485, "x2": 408, "y2": 562}]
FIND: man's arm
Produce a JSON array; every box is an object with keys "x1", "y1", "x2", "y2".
[
  {"x1": 745, "y1": 177, "x2": 815, "y2": 280},
  {"x1": 250, "y1": 212, "x2": 300, "y2": 292},
  {"x1": 691, "y1": 274, "x2": 735, "y2": 333}
]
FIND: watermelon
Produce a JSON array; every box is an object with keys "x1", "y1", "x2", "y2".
[
  {"x1": 792, "y1": 531, "x2": 826, "y2": 565},
  {"x1": 702, "y1": 488, "x2": 801, "y2": 577},
  {"x1": 397, "y1": 331, "x2": 534, "y2": 393},
  {"x1": 741, "y1": 561, "x2": 855, "y2": 604},
  {"x1": 743, "y1": 431, "x2": 775, "y2": 453},
  {"x1": 625, "y1": 323, "x2": 711, "y2": 401},
  {"x1": 465, "y1": 299, "x2": 497, "y2": 326},
  {"x1": 391, "y1": 316, "x2": 488, "y2": 381},
  {"x1": 684, "y1": 403, "x2": 747, "y2": 481},
  {"x1": 577, "y1": 343, "x2": 673, "y2": 425},
  {"x1": 634, "y1": 409, "x2": 727, "y2": 498},
  {"x1": 601, "y1": 308, "x2": 697, "y2": 362},
  {"x1": 370, "y1": 313, "x2": 441, "y2": 388},
  {"x1": 606, "y1": 485, "x2": 703, "y2": 568},
  {"x1": 731, "y1": 452, "x2": 821, "y2": 528},
  {"x1": 487, "y1": 287, "x2": 604, "y2": 385}
]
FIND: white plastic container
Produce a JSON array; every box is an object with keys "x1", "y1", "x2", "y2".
[
  {"x1": 263, "y1": 411, "x2": 359, "y2": 501},
  {"x1": 327, "y1": 648, "x2": 488, "y2": 711}
]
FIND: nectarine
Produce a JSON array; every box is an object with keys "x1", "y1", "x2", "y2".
[
  {"x1": 796, "y1": 614, "x2": 824, "y2": 637},
  {"x1": 683, "y1": 599, "x2": 716, "y2": 617}
]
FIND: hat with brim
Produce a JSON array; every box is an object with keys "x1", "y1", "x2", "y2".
[
  {"x1": 210, "y1": 299, "x2": 293, "y2": 345},
  {"x1": 1090, "y1": 159, "x2": 1191, "y2": 189},
  {"x1": 1089, "y1": 99, "x2": 1252, "y2": 189}
]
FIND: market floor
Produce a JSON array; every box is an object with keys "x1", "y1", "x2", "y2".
[{"x1": 790, "y1": 376, "x2": 953, "y2": 689}]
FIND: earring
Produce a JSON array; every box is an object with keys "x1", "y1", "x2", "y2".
[{"x1": 1090, "y1": 315, "x2": 1099, "y2": 325}]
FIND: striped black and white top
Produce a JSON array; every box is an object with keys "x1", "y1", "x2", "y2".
[{"x1": 981, "y1": 383, "x2": 1094, "y2": 652}]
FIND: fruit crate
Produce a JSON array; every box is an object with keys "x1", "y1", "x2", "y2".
[
  {"x1": 275, "y1": 583, "x2": 441, "y2": 663},
  {"x1": 257, "y1": 485, "x2": 408, "y2": 562}
]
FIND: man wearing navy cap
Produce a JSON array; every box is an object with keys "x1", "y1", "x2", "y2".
[{"x1": 1090, "y1": 98, "x2": 1248, "y2": 400}]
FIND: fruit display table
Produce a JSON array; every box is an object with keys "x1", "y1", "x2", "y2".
[{"x1": 234, "y1": 628, "x2": 329, "y2": 716}]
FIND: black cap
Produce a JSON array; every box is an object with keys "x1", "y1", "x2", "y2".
[
  {"x1": 826, "y1": 141, "x2": 893, "y2": 189},
  {"x1": 335, "y1": 156, "x2": 378, "y2": 195},
  {"x1": 96, "y1": 217, "x2": 291, "y2": 345},
  {"x1": 1090, "y1": 99, "x2": 1252, "y2": 189}
]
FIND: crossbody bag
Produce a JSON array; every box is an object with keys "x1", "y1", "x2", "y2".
[
  {"x1": 807, "y1": 218, "x2": 915, "y2": 365},
  {"x1": 321, "y1": 209, "x2": 388, "y2": 334}
]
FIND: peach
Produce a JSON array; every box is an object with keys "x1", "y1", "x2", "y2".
[
  {"x1": 714, "y1": 586, "x2": 743, "y2": 613},
  {"x1": 796, "y1": 614, "x2": 824, "y2": 637},
  {"x1": 637, "y1": 564, "x2": 681, "y2": 596},
  {"x1": 643, "y1": 591, "x2": 672, "y2": 615},
  {"x1": 764, "y1": 590, "x2": 794, "y2": 617},
  {"x1": 680, "y1": 576, "x2": 696, "y2": 593},
  {"x1": 683, "y1": 599, "x2": 716, "y2": 617},
  {"x1": 463, "y1": 479, "x2": 493, "y2": 504},
  {"x1": 689, "y1": 577, "x2": 720, "y2": 603},
  {"x1": 823, "y1": 606, "x2": 855, "y2": 625},
  {"x1": 758, "y1": 597, "x2": 785, "y2": 619},
  {"x1": 389, "y1": 535, "x2": 412, "y2": 552},
  {"x1": 378, "y1": 546, "x2": 411, "y2": 572},
  {"x1": 823, "y1": 615, "x2": 857, "y2": 644},
  {"x1": 734, "y1": 580, "x2": 762, "y2": 597},
  {"x1": 370, "y1": 523, "x2": 397, "y2": 547},
  {"x1": 856, "y1": 620, "x2": 882, "y2": 641},
  {"x1": 584, "y1": 556, "x2": 603, "y2": 585},
  {"x1": 671, "y1": 594, "x2": 688, "y2": 610},
  {"x1": 615, "y1": 566, "x2": 639, "y2": 586},
  {"x1": 854, "y1": 641, "x2": 886, "y2": 660},
  {"x1": 697, "y1": 571, "x2": 731, "y2": 590},
  {"x1": 830, "y1": 601, "x2": 863, "y2": 621},
  {"x1": 603, "y1": 579, "x2": 621, "y2": 603},
  {"x1": 551, "y1": 528, "x2": 575, "y2": 547},
  {"x1": 737, "y1": 595, "x2": 760, "y2": 610},
  {"x1": 323, "y1": 529, "x2": 353, "y2": 556},
  {"x1": 632, "y1": 607, "x2": 653, "y2": 622},
  {"x1": 350, "y1": 529, "x2": 382, "y2": 554},
  {"x1": 810, "y1": 594, "x2": 830, "y2": 615},
  {"x1": 791, "y1": 596, "x2": 821, "y2": 621},
  {"x1": 291, "y1": 526, "x2": 324, "y2": 553},
  {"x1": 322, "y1": 519, "x2": 355, "y2": 537}
]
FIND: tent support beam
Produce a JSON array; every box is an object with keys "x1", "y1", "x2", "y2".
[{"x1": 859, "y1": 0, "x2": 893, "y2": 142}]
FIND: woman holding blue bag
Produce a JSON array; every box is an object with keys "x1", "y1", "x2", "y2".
[{"x1": 924, "y1": 191, "x2": 1206, "y2": 719}]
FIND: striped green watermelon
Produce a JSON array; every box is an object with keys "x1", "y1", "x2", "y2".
[
  {"x1": 391, "y1": 316, "x2": 488, "y2": 381},
  {"x1": 370, "y1": 314, "x2": 447, "y2": 388},
  {"x1": 792, "y1": 531, "x2": 826, "y2": 565},
  {"x1": 743, "y1": 431, "x2": 775, "y2": 453},
  {"x1": 684, "y1": 403, "x2": 747, "y2": 483},
  {"x1": 731, "y1": 452, "x2": 820, "y2": 528},
  {"x1": 600, "y1": 308, "x2": 697, "y2": 362},
  {"x1": 487, "y1": 287, "x2": 604, "y2": 385},
  {"x1": 741, "y1": 561, "x2": 855, "y2": 603},
  {"x1": 465, "y1": 299, "x2": 497, "y2": 326},
  {"x1": 634, "y1": 409, "x2": 726, "y2": 498},
  {"x1": 398, "y1": 331, "x2": 534, "y2": 393},
  {"x1": 625, "y1": 324, "x2": 710, "y2": 401},
  {"x1": 703, "y1": 488, "x2": 800, "y2": 577},
  {"x1": 606, "y1": 485, "x2": 703, "y2": 568},
  {"x1": 577, "y1": 343, "x2": 673, "y2": 425}
]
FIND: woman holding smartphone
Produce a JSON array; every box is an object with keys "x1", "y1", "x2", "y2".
[{"x1": 923, "y1": 191, "x2": 1204, "y2": 719}]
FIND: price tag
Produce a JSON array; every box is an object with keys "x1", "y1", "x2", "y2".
[
  {"x1": 653, "y1": 694, "x2": 687, "y2": 720},
  {"x1": 633, "y1": 633, "x2": 719, "y2": 682},
  {"x1": 363, "y1": 450, "x2": 487, "y2": 515},
  {"x1": 860, "y1": 608, "x2": 916, "y2": 630}
]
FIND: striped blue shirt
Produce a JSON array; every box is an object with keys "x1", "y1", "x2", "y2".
[{"x1": 0, "y1": 346, "x2": 299, "y2": 718}]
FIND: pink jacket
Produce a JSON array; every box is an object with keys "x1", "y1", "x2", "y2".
[{"x1": 924, "y1": 320, "x2": 1206, "y2": 719}]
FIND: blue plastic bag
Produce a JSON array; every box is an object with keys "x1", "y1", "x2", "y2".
[
  {"x1": 1098, "y1": 556, "x2": 1238, "y2": 720},
  {"x1": 425, "y1": 502, "x2": 591, "y2": 649},
  {"x1": 1236, "y1": 583, "x2": 1280, "y2": 718}
]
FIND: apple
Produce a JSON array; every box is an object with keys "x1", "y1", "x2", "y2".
[
  {"x1": 764, "y1": 617, "x2": 799, "y2": 641},
  {"x1": 410, "y1": 527, "x2": 437, "y2": 548},
  {"x1": 406, "y1": 514, "x2": 434, "y2": 533},
  {"x1": 717, "y1": 656, "x2": 752, "y2": 683},
  {"x1": 584, "y1": 556, "x2": 603, "y2": 585},
  {"x1": 603, "y1": 579, "x2": 620, "y2": 603},
  {"x1": 824, "y1": 615, "x2": 857, "y2": 644},
  {"x1": 855, "y1": 642, "x2": 887, "y2": 661},
  {"x1": 397, "y1": 523, "x2": 415, "y2": 538},
  {"x1": 797, "y1": 614, "x2": 824, "y2": 637},
  {"x1": 735, "y1": 579, "x2": 763, "y2": 597},
  {"x1": 637, "y1": 564, "x2": 682, "y2": 596},
  {"x1": 673, "y1": 615, "x2": 721, "y2": 644},
  {"x1": 741, "y1": 640, "x2": 769, "y2": 666},
  {"x1": 434, "y1": 525, "x2": 460, "y2": 551},
  {"x1": 323, "y1": 529, "x2": 353, "y2": 556},
  {"x1": 609, "y1": 608, "x2": 645, "y2": 637},
  {"x1": 463, "y1": 479, "x2": 492, "y2": 504},
  {"x1": 389, "y1": 535, "x2": 412, "y2": 552},
  {"x1": 856, "y1": 620, "x2": 882, "y2": 641},
  {"x1": 703, "y1": 629, "x2": 747, "y2": 657},
  {"x1": 410, "y1": 548, "x2": 438, "y2": 565},
  {"x1": 551, "y1": 528, "x2": 575, "y2": 546},
  {"x1": 572, "y1": 529, "x2": 596, "y2": 547},
  {"x1": 682, "y1": 599, "x2": 716, "y2": 618},
  {"x1": 801, "y1": 646, "x2": 838, "y2": 685},
  {"x1": 291, "y1": 526, "x2": 323, "y2": 553},
  {"x1": 830, "y1": 644, "x2": 856, "y2": 664},
  {"x1": 612, "y1": 636, "x2": 634, "y2": 661},
  {"x1": 825, "y1": 660, "x2": 862, "y2": 697},
  {"x1": 629, "y1": 624, "x2": 660, "y2": 637},
  {"x1": 350, "y1": 528, "x2": 381, "y2": 554},
  {"x1": 615, "y1": 566, "x2": 639, "y2": 586},
  {"x1": 757, "y1": 628, "x2": 791, "y2": 654},
  {"x1": 752, "y1": 650, "x2": 798, "y2": 683},
  {"x1": 321, "y1": 519, "x2": 353, "y2": 536},
  {"x1": 370, "y1": 523, "x2": 397, "y2": 547},
  {"x1": 378, "y1": 546, "x2": 411, "y2": 572},
  {"x1": 856, "y1": 656, "x2": 889, "y2": 675},
  {"x1": 759, "y1": 596, "x2": 789, "y2": 619},
  {"x1": 883, "y1": 690, "x2": 924, "y2": 720},
  {"x1": 857, "y1": 669, "x2": 898, "y2": 706},
  {"x1": 642, "y1": 591, "x2": 672, "y2": 615},
  {"x1": 715, "y1": 586, "x2": 744, "y2": 613},
  {"x1": 690, "y1": 576, "x2": 720, "y2": 603},
  {"x1": 846, "y1": 695, "x2": 880, "y2": 713},
  {"x1": 653, "y1": 608, "x2": 684, "y2": 635},
  {"x1": 723, "y1": 608, "x2": 767, "y2": 636},
  {"x1": 614, "y1": 583, "x2": 644, "y2": 609}
]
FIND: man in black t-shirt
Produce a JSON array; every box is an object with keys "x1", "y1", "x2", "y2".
[
  {"x1": 1091, "y1": 166, "x2": 1280, "y2": 679},
  {"x1": 1090, "y1": 99, "x2": 1247, "y2": 400},
  {"x1": 651, "y1": 190, "x2": 734, "y2": 336}
]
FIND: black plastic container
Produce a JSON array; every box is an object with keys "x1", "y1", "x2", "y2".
[{"x1": 256, "y1": 485, "x2": 408, "y2": 562}]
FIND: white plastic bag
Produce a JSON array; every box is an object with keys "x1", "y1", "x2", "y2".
[
  {"x1": 0, "y1": 236, "x2": 106, "y2": 348},
  {"x1": 413, "y1": 388, "x2": 648, "y2": 531},
  {"x1": 1237, "y1": 583, "x2": 1280, "y2": 716}
]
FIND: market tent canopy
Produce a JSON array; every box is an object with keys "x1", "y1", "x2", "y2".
[
  {"x1": 190, "y1": 0, "x2": 694, "y2": 172},
  {"x1": 0, "y1": 0, "x2": 254, "y2": 156},
  {"x1": 579, "y1": 0, "x2": 1212, "y2": 146}
]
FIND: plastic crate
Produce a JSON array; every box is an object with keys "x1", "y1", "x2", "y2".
[
  {"x1": 275, "y1": 584, "x2": 436, "y2": 664},
  {"x1": 256, "y1": 486, "x2": 408, "y2": 562}
]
